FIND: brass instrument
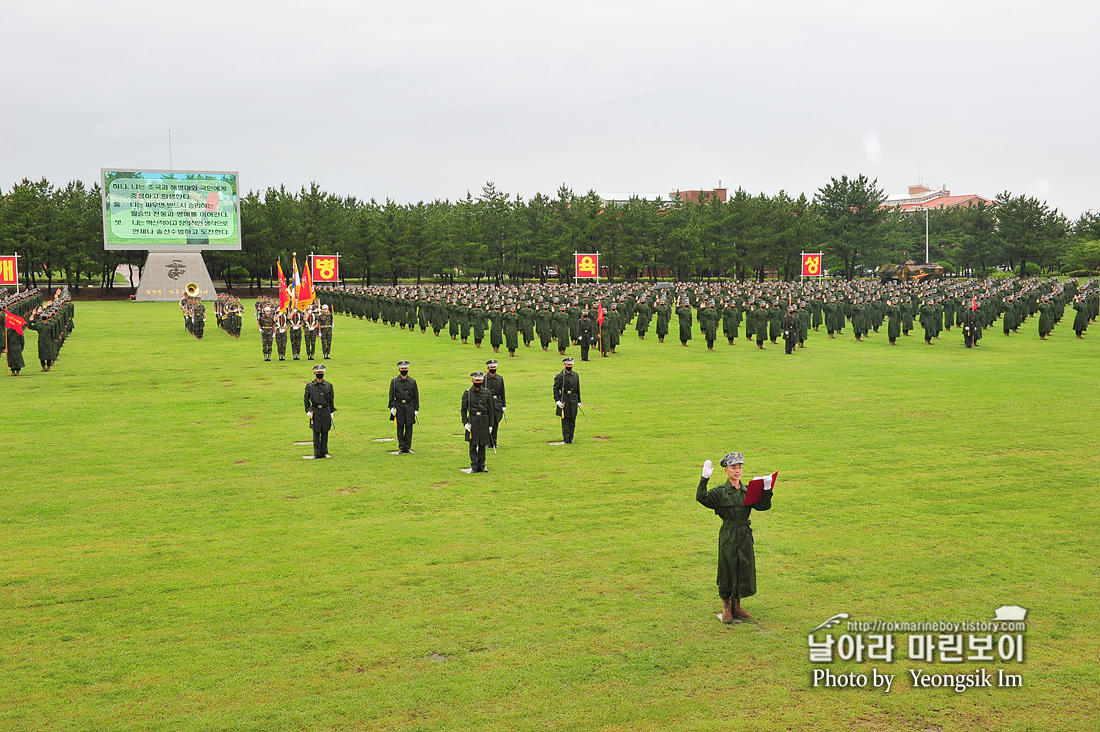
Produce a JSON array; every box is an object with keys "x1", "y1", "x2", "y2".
[{"x1": 185, "y1": 282, "x2": 200, "y2": 297}]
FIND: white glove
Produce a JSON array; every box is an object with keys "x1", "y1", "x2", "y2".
[
  {"x1": 702, "y1": 459, "x2": 713, "y2": 479},
  {"x1": 390, "y1": 407, "x2": 397, "y2": 416},
  {"x1": 464, "y1": 423, "x2": 471, "y2": 432},
  {"x1": 489, "y1": 426, "x2": 493, "y2": 433},
  {"x1": 307, "y1": 411, "x2": 313, "y2": 418},
  {"x1": 556, "y1": 400, "x2": 564, "y2": 409},
  {"x1": 414, "y1": 411, "x2": 419, "y2": 417},
  {"x1": 501, "y1": 407, "x2": 507, "y2": 413}
]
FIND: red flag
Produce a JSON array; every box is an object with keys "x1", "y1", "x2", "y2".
[
  {"x1": 971, "y1": 296, "x2": 978, "y2": 311},
  {"x1": 4, "y1": 310, "x2": 25, "y2": 335},
  {"x1": 597, "y1": 301, "x2": 605, "y2": 326},
  {"x1": 277, "y1": 261, "x2": 290, "y2": 312},
  {"x1": 744, "y1": 471, "x2": 778, "y2": 507}
]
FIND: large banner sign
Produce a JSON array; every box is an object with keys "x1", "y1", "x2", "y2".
[
  {"x1": 312, "y1": 255, "x2": 339, "y2": 282},
  {"x1": 0, "y1": 256, "x2": 17, "y2": 286},
  {"x1": 575, "y1": 253, "x2": 599, "y2": 279},
  {"x1": 801, "y1": 253, "x2": 824, "y2": 277},
  {"x1": 101, "y1": 169, "x2": 242, "y2": 251}
]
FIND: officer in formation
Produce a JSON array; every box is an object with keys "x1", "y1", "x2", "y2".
[
  {"x1": 273, "y1": 307, "x2": 289, "y2": 360},
  {"x1": 577, "y1": 310, "x2": 594, "y2": 361},
  {"x1": 388, "y1": 359, "x2": 419, "y2": 453},
  {"x1": 303, "y1": 363, "x2": 335, "y2": 459},
  {"x1": 256, "y1": 299, "x2": 277, "y2": 361},
  {"x1": 288, "y1": 306, "x2": 304, "y2": 360},
  {"x1": 483, "y1": 358, "x2": 506, "y2": 447},
  {"x1": 304, "y1": 304, "x2": 320, "y2": 359},
  {"x1": 461, "y1": 370, "x2": 497, "y2": 472},
  {"x1": 553, "y1": 356, "x2": 581, "y2": 444},
  {"x1": 215, "y1": 294, "x2": 243, "y2": 337},
  {"x1": 318, "y1": 304, "x2": 334, "y2": 358},
  {"x1": 782, "y1": 305, "x2": 799, "y2": 355}
]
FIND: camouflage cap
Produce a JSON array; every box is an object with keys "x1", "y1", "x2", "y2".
[{"x1": 720, "y1": 452, "x2": 744, "y2": 467}]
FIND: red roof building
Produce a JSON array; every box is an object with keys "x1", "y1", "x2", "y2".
[{"x1": 883, "y1": 184, "x2": 994, "y2": 212}]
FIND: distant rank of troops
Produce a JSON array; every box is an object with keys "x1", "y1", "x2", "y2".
[
  {"x1": 255, "y1": 296, "x2": 332, "y2": 362},
  {"x1": 179, "y1": 296, "x2": 207, "y2": 339},
  {"x1": 214, "y1": 294, "x2": 244, "y2": 338},
  {"x1": 4, "y1": 287, "x2": 75, "y2": 376},
  {"x1": 316, "y1": 274, "x2": 1097, "y2": 356}
]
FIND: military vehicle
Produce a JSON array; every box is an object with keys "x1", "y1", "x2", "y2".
[{"x1": 877, "y1": 260, "x2": 944, "y2": 282}]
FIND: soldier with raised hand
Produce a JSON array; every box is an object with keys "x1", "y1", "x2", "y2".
[
  {"x1": 699, "y1": 300, "x2": 718, "y2": 351},
  {"x1": 462, "y1": 371, "x2": 497, "y2": 473},
  {"x1": 696, "y1": 451, "x2": 773, "y2": 623},
  {"x1": 553, "y1": 356, "x2": 581, "y2": 444},
  {"x1": 304, "y1": 363, "x2": 336, "y2": 459},
  {"x1": 389, "y1": 359, "x2": 419, "y2": 454}
]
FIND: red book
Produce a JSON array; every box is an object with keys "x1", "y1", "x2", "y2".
[{"x1": 744, "y1": 471, "x2": 778, "y2": 506}]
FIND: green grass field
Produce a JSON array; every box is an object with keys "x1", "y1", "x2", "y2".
[{"x1": 3, "y1": 301, "x2": 1098, "y2": 731}]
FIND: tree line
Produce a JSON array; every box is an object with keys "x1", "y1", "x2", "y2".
[{"x1": 2, "y1": 175, "x2": 1098, "y2": 290}]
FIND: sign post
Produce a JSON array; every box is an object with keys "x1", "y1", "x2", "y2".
[
  {"x1": 801, "y1": 252, "x2": 824, "y2": 286},
  {"x1": 0, "y1": 253, "x2": 19, "y2": 293},
  {"x1": 574, "y1": 252, "x2": 600, "y2": 284}
]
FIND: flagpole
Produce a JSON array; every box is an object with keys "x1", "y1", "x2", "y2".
[{"x1": 14, "y1": 252, "x2": 20, "y2": 295}]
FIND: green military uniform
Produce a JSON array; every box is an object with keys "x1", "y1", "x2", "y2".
[{"x1": 696, "y1": 471, "x2": 772, "y2": 601}]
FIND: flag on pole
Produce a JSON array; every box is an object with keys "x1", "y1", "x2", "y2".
[
  {"x1": 801, "y1": 254, "x2": 822, "y2": 277},
  {"x1": 597, "y1": 301, "x2": 605, "y2": 326},
  {"x1": 277, "y1": 261, "x2": 290, "y2": 312},
  {"x1": 298, "y1": 258, "x2": 316, "y2": 309},
  {"x1": 4, "y1": 310, "x2": 26, "y2": 335},
  {"x1": 312, "y1": 255, "x2": 339, "y2": 282},
  {"x1": 292, "y1": 256, "x2": 301, "y2": 296},
  {"x1": 744, "y1": 471, "x2": 778, "y2": 506},
  {"x1": 0, "y1": 256, "x2": 17, "y2": 286},
  {"x1": 575, "y1": 253, "x2": 599, "y2": 279}
]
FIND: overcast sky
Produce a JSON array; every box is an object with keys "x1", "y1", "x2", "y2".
[{"x1": 2, "y1": 1, "x2": 1097, "y2": 218}]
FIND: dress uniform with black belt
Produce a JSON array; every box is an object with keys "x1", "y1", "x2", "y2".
[
  {"x1": 304, "y1": 364, "x2": 336, "y2": 458},
  {"x1": 576, "y1": 312, "x2": 594, "y2": 361},
  {"x1": 483, "y1": 359, "x2": 506, "y2": 447},
  {"x1": 553, "y1": 357, "x2": 581, "y2": 444},
  {"x1": 462, "y1": 371, "x2": 498, "y2": 472},
  {"x1": 389, "y1": 360, "x2": 419, "y2": 453}
]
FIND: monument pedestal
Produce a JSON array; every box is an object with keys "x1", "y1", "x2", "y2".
[{"x1": 135, "y1": 252, "x2": 217, "y2": 301}]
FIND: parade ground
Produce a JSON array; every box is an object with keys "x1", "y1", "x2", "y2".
[{"x1": 3, "y1": 300, "x2": 1098, "y2": 732}]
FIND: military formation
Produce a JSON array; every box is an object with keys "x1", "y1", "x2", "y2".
[
  {"x1": 3, "y1": 287, "x2": 74, "y2": 376},
  {"x1": 253, "y1": 298, "x2": 333, "y2": 362},
  {"x1": 316, "y1": 275, "x2": 1098, "y2": 357}
]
